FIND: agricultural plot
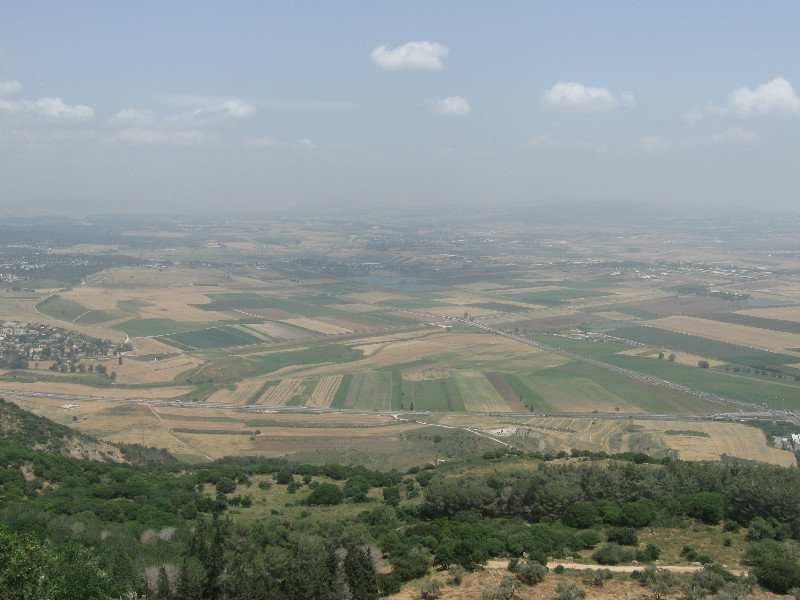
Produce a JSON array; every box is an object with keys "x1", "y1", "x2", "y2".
[
  {"x1": 505, "y1": 288, "x2": 609, "y2": 306},
  {"x1": 610, "y1": 322, "x2": 800, "y2": 363},
  {"x1": 402, "y1": 367, "x2": 449, "y2": 381},
  {"x1": 36, "y1": 296, "x2": 93, "y2": 322},
  {"x1": 246, "y1": 321, "x2": 317, "y2": 339},
  {"x1": 114, "y1": 318, "x2": 224, "y2": 337},
  {"x1": 159, "y1": 325, "x2": 263, "y2": 350},
  {"x1": 342, "y1": 371, "x2": 393, "y2": 410},
  {"x1": 281, "y1": 317, "x2": 352, "y2": 335},
  {"x1": 606, "y1": 354, "x2": 800, "y2": 410},
  {"x1": 307, "y1": 375, "x2": 343, "y2": 407},
  {"x1": 130, "y1": 337, "x2": 183, "y2": 355},
  {"x1": 630, "y1": 295, "x2": 735, "y2": 316},
  {"x1": 98, "y1": 355, "x2": 202, "y2": 385},
  {"x1": 256, "y1": 379, "x2": 305, "y2": 406},
  {"x1": 695, "y1": 311, "x2": 800, "y2": 334},
  {"x1": 205, "y1": 379, "x2": 269, "y2": 404},
  {"x1": 403, "y1": 378, "x2": 465, "y2": 412},
  {"x1": 450, "y1": 372, "x2": 511, "y2": 412}
]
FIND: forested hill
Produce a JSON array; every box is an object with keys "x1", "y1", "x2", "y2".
[{"x1": 0, "y1": 398, "x2": 176, "y2": 464}]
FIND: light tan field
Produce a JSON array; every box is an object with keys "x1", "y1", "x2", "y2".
[
  {"x1": 257, "y1": 378, "x2": 304, "y2": 406},
  {"x1": 281, "y1": 317, "x2": 352, "y2": 335},
  {"x1": 330, "y1": 302, "x2": 384, "y2": 313},
  {"x1": 457, "y1": 281, "x2": 510, "y2": 291},
  {"x1": 272, "y1": 332, "x2": 546, "y2": 379},
  {"x1": 402, "y1": 367, "x2": 449, "y2": 381},
  {"x1": 344, "y1": 291, "x2": 407, "y2": 303},
  {"x1": 635, "y1": 419, "x2": 797, "y2": 466},
  {"x1": 593, "y1": 311, "x2": 642, "y2": 321},
  {"x1": 436, "y1": 414, "x2": 796, "y2": 466},
  {"x1": 205, "y1": 379, "x2": 266, "y2": 404},
  {"x1": 422, "y1": 305, "x2": 497, "y2": 317},
  {"x1": 617, "y1": 347, "x2": 727, "y2": 368},
  {"x1": 3, "y1": 380, "x2": 191, "y2": 399},
  {"x1": 96, "y1": 355, "x2": 203, "y2": 384},
  {"x1": 130, "y1": 336, "x2": 182, "y2": 355},
  {"x1": 650, "y1": 316, "x2": 800, "y2": 354},
  {"x1": 307, "y1": 375, "x2": 343, "y2": 408}
]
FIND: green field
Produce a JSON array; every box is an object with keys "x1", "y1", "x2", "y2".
[
  {"x1": 507, "y1": 288, "x2": 609, "y2": 306},
  {"x1": 36, "y1": 296, "x2": 91, "y2": 322},
  {"x1": 450, "y1": 372, "x2": 510, "y2": 412},
  {"x1": 114, "y1": 318, "x2": 225, "y2": 336},
  {"x1": 160, "y1": 325, "x2": 263, "y2": 349},
  {"x1": 330, "y1": 373, "x2": 354, "y2": 408},
  {"x1": 190, "y1": 344, "x2": 364, "y2": 383},
  {"x1": 608, "y1": 325, "x2": 798, "y2": 365},
  {"x1": 506, "y1": 361, "x2": 716, "y2": 413},
  {"x1": 468, "y1": 302, "x2": 529, "y2": 312},
  {"x1": 403, "y1": 378, "x2": 465, "y2": 412},
  {"x1": 605, "y1": 354, "x2": 800, "y2": 410},
  {"x1": 342, "y1": 371, "x2": 392, "y2": 410}
]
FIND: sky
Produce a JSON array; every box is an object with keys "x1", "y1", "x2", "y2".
[{"x1": 2, "y1": 1, "x2": 800, "y2": 215}]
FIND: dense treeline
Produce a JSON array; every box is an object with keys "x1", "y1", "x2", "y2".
[{"x1": 2, "y1": 425, "x2": 800, "y2": 598}]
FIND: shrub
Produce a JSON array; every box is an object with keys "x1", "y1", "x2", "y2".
[
  {"x1": 483, "y1": 577, "x2": 523, "y2": 600},
  {"x1": 752, "y1": 558, "x2": 800, "y2": 594},
  {"x1": 516, "y1": 559, "x2": 547, "y2": 585},
  {"x1": 607, "y1": 527, "x2": 638, "y2": 547},
  {"x1": 417, "y1": 577, "x2": 444, "y2": 599},
  {"x1": 306, "y1": 482, "x2": 344, "y2": 506},
  {"x1": 554, "y1": 565, "x2": 565, "y2": 574},
  {"x1": 555, "y1": 581, "x2": 586, "y2": 600},
  {"x1": 580, "y1": 530, "x2": 601, "y2": 549},
  {"x1": 448, "y1": 564, "x2": 466, "y2": 585},
  {"x1": 593, "y1": 543, "x2": 635, "y2": 565},
  {"x1": 215, "y1": 477, "x2": 236, "y2": 494},
  {"x1": 640, "y1": 566, "x2": 678, "y2": 600}
]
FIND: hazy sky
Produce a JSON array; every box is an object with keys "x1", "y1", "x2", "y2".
[{"x1": 2, "y1": 1, "x2": 800, "y2": 215}]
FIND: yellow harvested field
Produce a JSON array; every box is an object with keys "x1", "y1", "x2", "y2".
[
  {"x1": 617, "y1": 347, "x2": 727, "y2": 368},
  {"x1": 138, "y1": 303, "x2": 224, "y2": 322},
  {"x1": 634, "y1": 420, "x2": 797, "y2": 466},
  {"x1": 593, "y1": 311, "x2": 642, "y2": 321},
  {"x1": 257, "y1": 379, "x2": 304, "y2": 406},
  {"x1": 457, "y1": 281, "x2": 509, "y2": 291},
  {"x1": 61, "y1": 287, "x2": 124, "y2": 310},
  {"x1": 650, "y1": 316, "x2": 800, "y2": 354},
  {"x1": 281, "y1": 317, "x2": 352, "y2": 334},
  {"x1": 402, "y1": 367, "x2": 449, "y2": 381},
  {"x1": 344, "y1": 291, "x2": 407, "y2": 303},
  {"x1": 131, "y1": 336, "x2": 182, "y2": 355},
  {"x1": 272, "y1": 332, "x2": 545, "y2": 379},
  {"x1": 13, "y1": 381, "x2": 192, "y2": 399},
  {"x1": 205, "y1": 379, "x2": 265, "y2": 404},
  {"x1": 307, "y1": 375, "x2": 343, "y2": 407},
  {"x1": 420, "y1": 305, "x2": 497, "y2": 317},
  {"x1": 96, "y1": 355, "x2": 203, "y2": 384}
]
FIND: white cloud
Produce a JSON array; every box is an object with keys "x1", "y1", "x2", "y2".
[
  {"x1": 0, "y1": 96, "x2": 94, "y2": 121},
  {"x1": 637, "y1": 127, "x2": 758, "y2": 152},
  {"x1": 371, "y1": 41, "x2": 449, "y2": 71},
  {"x1": 429, "y1": 96, "x2": 471, "y2": 117},
  {"x1": 192, "y1": 99, "x2": 256, "y2": 119},
  {"x1": 296, "y1": 138, "x2": 319, "y2": 149},
  {"x1": 721, "y1": 78, "x2": 800, "y2": 118},
  {"x1": 263, "y1": 99, "x2": 360, "y2": 111},
  {"x1": 118, "y1": 127, "x2": 203, "y2": 145},
  {"x1": 541, "y1": 82, "x2": 621, "y2": 112},
  {"x1": 111, "y1": 108, "x2": 158, "y2": 125},
  {"x1": 0, "y1": 78, "x2": 22, "y2": 97}
]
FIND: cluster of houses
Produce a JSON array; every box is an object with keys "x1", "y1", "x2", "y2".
[
  {"x1": 774, "y1": 433, "x2": 800, "y2": 452},
  {"x1": 0, "y1": 321, "x2": 130, "y2": 365}
]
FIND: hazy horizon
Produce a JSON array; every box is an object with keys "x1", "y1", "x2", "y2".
[{"x1": 3, "y1": 1, "x2": 800, "y2": 215}]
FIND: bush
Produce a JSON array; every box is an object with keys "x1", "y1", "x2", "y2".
[
  {"x1": 635, "y1": 543, "x2": 661, "y2": 563},
  {"x1": 752, "y1": 558, "x2": 800, "y2": 594},
  {"x1": 607, "y1": 527, "x2": 638, "y2": 547},
  {"x1": 640, "y1": 566, "x2": 678, "y2": 600},
  {"x1": 516, "y1": 559, "x2": 547, "y2": 585},
  {"x1": 448, "y1": 564, "x2": 466, "y2": 585},
  {"x1": 483, "y1": 577, "x2": 523, "y2": 600},
  {"x1": 680, "y1": 545, "x2": 698, "y2": 562},
  {"x1": 555, "y1": 581, "x2": 586, "y2": 600},
  {"x1": 593, "y1": 543, "x2": 634, "y2": 565},
  {"x1": 417, "y1": 577, "x2": 444, "y2": 599},
  {"x1": 554, "y1": 564, "x2": 565, "y2": 574},
  {"x1": 306, "y1": 482, "x2": 344, "y2": 506},
  {"x1": 216, "y1": 477, "x2": 236, "y2": 494},
  {"x1": 580, "y1": 530, "x2": 601, "y2": 549}
]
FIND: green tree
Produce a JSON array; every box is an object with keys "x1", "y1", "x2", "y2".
[{"x1": 344, "y1": 547, "x2": 378, "y2": 600}]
